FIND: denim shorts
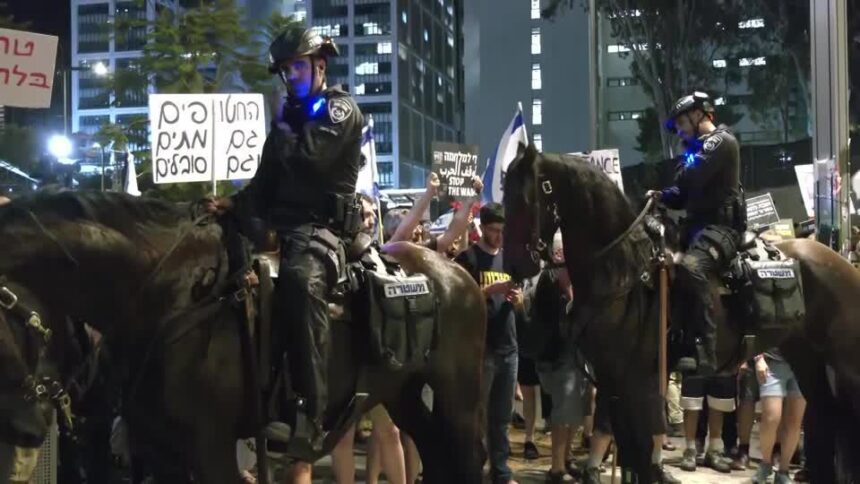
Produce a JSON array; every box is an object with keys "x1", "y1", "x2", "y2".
[{"x1": 759, "y1": 358, "x2": 803, "y2": 399}]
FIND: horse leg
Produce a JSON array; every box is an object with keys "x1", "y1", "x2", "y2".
[{"x1": 382, "y1": 374, "x2": 439, "y2": 482}]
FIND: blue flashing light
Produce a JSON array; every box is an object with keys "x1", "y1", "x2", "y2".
[
  {"x1": 310, "y1": 96, "x2": 326, "y2": 116},
  {"x1": 683, "y1": 149, "x2": 697, "y2": 168}
]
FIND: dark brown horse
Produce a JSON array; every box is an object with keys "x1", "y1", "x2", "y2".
[
  {"x1": 503, "y1": 144, "x2": 860, "y2": 483},
  {"x1": 0, "y1": 191, "x2": 486, "y2": 483}
]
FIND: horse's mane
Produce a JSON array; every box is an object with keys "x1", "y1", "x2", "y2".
[
  {"x1": 540, "y1": 153, "x2": 652, "y2": 293},
  {"x1": 0, "y1": 190, "x2": 191, "y2": 240}
]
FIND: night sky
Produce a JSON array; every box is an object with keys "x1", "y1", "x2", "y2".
[{"x1": 8, "y1": 0, "x2": 71, "y2": 45}]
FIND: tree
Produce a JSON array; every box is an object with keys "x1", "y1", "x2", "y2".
[
  {"x1": 0, "y1": 124, "x2": 40, "y2": 173},
  {"x1": 746, "y1": 54, "x2": 799, "y2": 144},
  {"x1": 0, "y1": 2, "x2": 30, "y2": 29},
  {"x1": 94, "y1": 1, "x2": 302, "y2": 201},
  {"x1": 544, "y1": 0, "x2": 749, "y2": 158}
]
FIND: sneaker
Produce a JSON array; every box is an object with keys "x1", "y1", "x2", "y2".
[
  {"x1": 775, "y1": 470, "x2": 793, "y2": 484},
  {"x1": 731, "y1": 452, "x2": 750, "y2": 471},
  {"x1": 753, "y1": 463, "x2": 773, "y2": 483},
  {"x1": 679, "y1": 448, "x2": 697, "y2": 472},
  {"x1": 545, "y1": 470, "x2": 565, "y2": 484},
  {"x1": 793, "y1": 468, "x2": 810, "y2": 482},
  {"x1": 524, "y1": 441, "x2": 540, "y2": 460},
  {"x1": 652, "y1": 463, "x2": 682, "y2": 484},
  {"x1": 704, "y1": 450, "x2": 732, "y2": 473},
  {"x1": 580, "y1": 466, "x2": 602, "y2": 484}
]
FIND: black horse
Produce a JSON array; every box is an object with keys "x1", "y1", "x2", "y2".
[
  {"x1": 0, "y1": 191, "x2": 487, "y2": 483},
  {"x1": 503, "y1": 144, "x2": 860, "y2": 483}
]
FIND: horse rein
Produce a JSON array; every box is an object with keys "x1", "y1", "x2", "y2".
[{"x1": 0, "y1": 279, "x2": 75, "y2": 433}]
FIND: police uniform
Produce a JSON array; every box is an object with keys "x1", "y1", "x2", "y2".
[
  {"x1": 231, "y1": 29, "x2": 363, "y2": 451},
  {"x1": 659, "y1": 93, "x2": 746, "y2": 377}
]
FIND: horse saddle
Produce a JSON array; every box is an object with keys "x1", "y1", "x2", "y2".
[
  {"x1": 722, "y1": 234, "x2": 807, "y2": 351},
  {"x1": 250, "y1": 232, "x2": 441, "y2": 382}
]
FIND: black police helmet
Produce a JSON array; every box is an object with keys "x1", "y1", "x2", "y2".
[
  {"x1": 268, "y1": 28, "x2": 340, "y2": 74},
  {"x1": 665, "y1": 91, "x2": 715, "y2": 132}
]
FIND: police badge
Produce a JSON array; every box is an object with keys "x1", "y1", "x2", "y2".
[
  {"x1": 328, "y1": 98, "x2": 353, "y2": 124},
  {"x1": 703, "y1": 134, "x2": 723, "y2": 152}
]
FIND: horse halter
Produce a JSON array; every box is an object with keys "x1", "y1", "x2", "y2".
[{"x1": 0, "y1": 278, "x2": 74, "y2": 432}]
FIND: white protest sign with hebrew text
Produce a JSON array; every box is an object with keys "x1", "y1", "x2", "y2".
[
  {"x1": 0, "y1": 28, "x2": 58, "y2": 108},
  {"x1": 149, "y1": 93, "x2": 266, "y2": 184},
  {"x1": 569, "y1": 149, "x2": 625, "y2": 193}
]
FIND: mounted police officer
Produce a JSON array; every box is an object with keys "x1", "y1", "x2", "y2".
[
  {"x1": 206, "y1": 28, "x2": 363, "y2": 457},
  {"x1": 647, "y1": 92, "x2": 746, "y2": 375}
]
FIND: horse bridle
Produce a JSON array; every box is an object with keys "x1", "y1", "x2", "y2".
[
  {"x1": 0, "y1": 278, "x2": 74, "y2": 432},
  {"x1": 526, "y1": 161, "x2": 561, "y2": 264}
]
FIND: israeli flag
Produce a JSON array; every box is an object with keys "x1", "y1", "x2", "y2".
[
  {"x1": 482, "y1": 103, "x2": 528, "y2": 204},
  {"x1": 356, "y1": 115, "x2": 379, "y2": 200}
]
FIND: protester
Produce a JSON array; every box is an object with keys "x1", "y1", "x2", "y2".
[
  {"x1": 456, "y1": 202, "x2": 520, "y2": 484},
  {"x1": 752, "y1": 350, "x2": 806, "y2": 484},
  {"x1": 532, "y1": 232, "x2": 589, "y2": 483},
  {"x1": 386, "y1": 172, "x2": 483, "y2": 259}
]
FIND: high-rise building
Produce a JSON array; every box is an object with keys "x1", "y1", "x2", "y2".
[
  {"x1": 597, "y1": 13, "x2": 810, "y2": 166},
  {"x1": 70, "y1": 0, "x2": 153, "y2": 141},
  {"x1": 463, "y1": 0, "x2": 592, "y2": 168},
  {"x1": 306, "y1": 0, "x2": 465, "y2": 188}
]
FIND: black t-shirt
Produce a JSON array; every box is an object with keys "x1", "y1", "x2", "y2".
[{"x1": 456, "y1": 244, "x2": 517, "y2": 355}]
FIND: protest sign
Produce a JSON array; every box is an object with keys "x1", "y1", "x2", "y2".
[
  {"x1": 746, "y1": 193, "x2": 781, "y2": 229},
  {"x1": 0, "y1": 28, "x2": 58, "y2": 108},
  {"x1": 431, "y1": 142, "x2": 479, "y2": 203},
  {"x1": 569, "y1": 149, "x2": 624, "y2": 193},
  {"x1": 794, "y1": 163, "x2": 856, "y2": 218},
  {"x1": 149, "y1": 93, "x2": 266, "y2": 184}
]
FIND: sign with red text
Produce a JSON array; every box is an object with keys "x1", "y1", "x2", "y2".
[
  {"x1": 569, "y1": 149, "x2": 625, "y2": 193},
  {"x1": 149, "y1": 93, "x2": 266, "y2": 184},
  {"x1": 0, "y1": 28, "x2": 58, "y2": 108}
]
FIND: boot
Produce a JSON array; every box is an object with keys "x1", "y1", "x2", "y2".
[{"x1": 264, "y1": 397, "x2": 325, "y2": 462}]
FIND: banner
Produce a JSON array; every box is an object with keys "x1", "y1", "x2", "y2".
[
  {"x1": 149, "y1": 93, "x2": 266, "y2": 184},
  {"x1": 569, "y1": 149, "x2": 624, "y2": 193},
  {"x1": 746, "y1": 193, "x2": 781, "y2": 229},
  {"x1": 0, "y1": 28, "x2": 58, "y2": 108},
  {"x1": 432, "y1": 141, "x2": 479, "y2": 204}
]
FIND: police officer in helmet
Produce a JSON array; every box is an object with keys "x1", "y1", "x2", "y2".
[
  {"x1": 207, "y1": 27, "x2": 363, "y2": 457},
  {"x1": 647, "y1": 91, "x2": 746, "y2": 375}
]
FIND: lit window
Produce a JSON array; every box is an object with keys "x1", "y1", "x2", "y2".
[
  {"x1": 712, "y1": 59, "x2": 727, "y2": 68},
  {"x1": 530, "y1": 0, "x2": 540, "y2": 19},
  {"x1": 424, "y1": 30, "x2": 429, "y2": 42},
  {"x1": 355, "y1": 83, "x2": 366, "y2": 95},
  {"x1": 715, "y1": 97, "x2": 726, "y2": 105},
  {"x1": 356, "y1": 62, "x2": 379, "y2": 75},
  {"x1": 363, "y1": 22, "x2": 382, "y2": 35},
  {"x1": 739, "y1": 56, "x2": 766, "y2": 67},
  {"x1": 531, "y1": 63, "x2": 542, "y2": 90},
  {"x1": 447, "y1": 34, "x2": 454, "y2": 47},
  {"x1": 532, "y1": 99, "x2": 542, "y2": 125},
  {"x1": 294, "y1": 10, "x2": 307, "y2": 21},
  {"x1": 738, "y1": 18, "x2": 764, "y2": 29},
  {"x1": 312, "y1": 24, "x2": 342, "y2": 37},
  {"x1": 402, "y1": 11, "x2": 407, "y2": 23},
  {"x1": 607, "y1": 43, "x2": 648, "y2": 53},
  {"x1": 531, "y1": 28, "x2": 541, "y2": 55},
  {"x1": 534, "y1": 133, "x2": 543, "y2": 151},
  {"x1": 377, "y1": 42, "x2": 392, "y2": 54}
]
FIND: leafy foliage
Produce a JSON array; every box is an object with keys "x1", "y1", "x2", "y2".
[{"x1": 0, "y1": 124, "x2": 40, "y2": 174}]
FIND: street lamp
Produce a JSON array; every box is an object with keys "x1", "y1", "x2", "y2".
[
  {"x1": 61, "y1": 61, "x2": 110, "y2": 136},
  {"x1": 48, "y1": 135, "x2": 73, "y2": 161}
]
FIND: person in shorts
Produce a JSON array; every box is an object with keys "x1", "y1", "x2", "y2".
[
  {"x1": 679, "y1": 373, "x2": 736, "y2": 472},
  {"x1": 752, "y1": 349, "x2": 806, "y2": 484}
]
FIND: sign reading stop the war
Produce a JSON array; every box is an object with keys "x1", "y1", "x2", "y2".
[
  {"x1": 569, "y1": 149, "x2": 625, "y2": 193},
  {"x1": 149, "y1": 93, "x2": 266, "y2": 184},
  {"x1": 0, "y1": 28, "x2": 58, "y2": 108}
]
